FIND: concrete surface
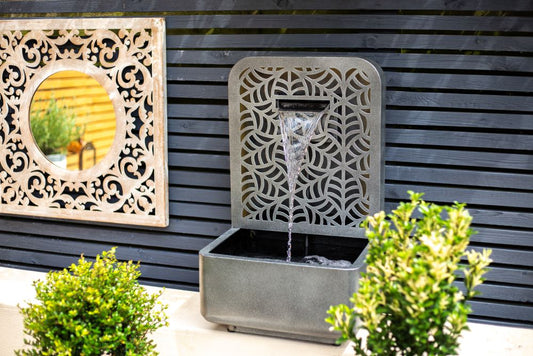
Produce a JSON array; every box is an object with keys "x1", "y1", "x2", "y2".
[{"x1": 1, "y1": 266, "x2": 531, "y2": 356}]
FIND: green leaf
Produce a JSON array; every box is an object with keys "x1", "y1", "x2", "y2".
[
  {"x1": 17, "y1": 248, "x2": 169, "y2": 356},
  {"x1": 328, "y1": 192, "x2": 491, "y2": 356}
]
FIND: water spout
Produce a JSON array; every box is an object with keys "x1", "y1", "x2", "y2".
[{"x1": 278, "y1": 99, "x2": 329, "y2": 262}]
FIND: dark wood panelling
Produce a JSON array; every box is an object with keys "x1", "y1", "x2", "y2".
[{"x1": 0, "y1": 1, "x2": 531, "y2": 327}]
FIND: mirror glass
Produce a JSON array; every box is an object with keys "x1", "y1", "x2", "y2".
[{"x1": 30, "y1": 70, "x2": 116, "y2": 171}]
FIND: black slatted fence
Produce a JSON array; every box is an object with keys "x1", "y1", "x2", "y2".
[{"x1": 0, "y1": 0, "x2": 531, "y2": 327}]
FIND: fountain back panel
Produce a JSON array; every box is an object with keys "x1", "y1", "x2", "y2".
[{"x1": 200, "y1": 57, "x2": 384, "y2": 343}]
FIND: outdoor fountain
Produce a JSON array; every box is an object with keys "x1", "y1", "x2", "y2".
[{"x1": 199, "y1": 57, "x2": 384, "y2": 343}]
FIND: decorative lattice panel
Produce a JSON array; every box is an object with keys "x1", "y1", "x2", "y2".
[
  {"x1": 229, "y1": 57, "x2": 384, "y2": 237},
  {"x1": 0, "y1": 18, "x2": 168, "y2": 227}
]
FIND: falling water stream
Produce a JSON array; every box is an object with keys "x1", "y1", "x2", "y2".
[{"x1": 278, "y1": 100, "x2": 329, "y2": 262}]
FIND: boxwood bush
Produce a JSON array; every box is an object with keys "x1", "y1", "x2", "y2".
[
  {"x1": 17, "y1": 248, "x2": 168, "y2": 356},
  {"x1": 326, "y1": 192, "x2": 492, "y2": 356}
]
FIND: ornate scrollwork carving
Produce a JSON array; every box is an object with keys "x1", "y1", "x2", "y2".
[
  {"x1": 0, "y1": 18, "x2": 168, "y2": 227},
  {"x1": 229, "y1": 57, "x2": 384, "y2": 237}
]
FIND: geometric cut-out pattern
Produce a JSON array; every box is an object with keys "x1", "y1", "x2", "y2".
[{"x1": 229, "y1": 57, "x2": 384, "y2": 237}]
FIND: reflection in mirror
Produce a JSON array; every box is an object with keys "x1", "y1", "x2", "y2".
[{"x1": 30, "y1": 71, "x2": 116, "y2": 171}]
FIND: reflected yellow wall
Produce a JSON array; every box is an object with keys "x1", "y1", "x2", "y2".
[{"x1": 31, "y1": 71, "x2": 116, "y2": 170}]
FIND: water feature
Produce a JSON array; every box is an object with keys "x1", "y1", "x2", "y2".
[
  {"x1": 277, "y1": 99, "x2": 329, "y2": 262},
  {"x1": 200, "y1": 56, "x2": 384, "y2": 344}
]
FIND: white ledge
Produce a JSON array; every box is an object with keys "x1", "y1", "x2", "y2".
[{"x1": 1, "y1": 266, "x2": 531, "y2": 356}]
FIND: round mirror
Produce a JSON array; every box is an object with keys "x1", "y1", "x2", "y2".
[{"x1": 30, "y1": 70, "x2": 116, "y2": 171}]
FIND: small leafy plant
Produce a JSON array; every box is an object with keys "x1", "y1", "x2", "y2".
[
  {"x1": 326, "y1": 192, "x2": 492, "y2": 356},
  {"x1": 30, "y1": 97, "x2": 83, "y2": 155},
  {"x1": 17, "y1": 248, "x2": 168, "y2": 356}
]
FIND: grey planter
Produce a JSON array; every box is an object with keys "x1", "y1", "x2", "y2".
[{"x1": 200, "y1": 228, "x2": 367, "y2": 344}]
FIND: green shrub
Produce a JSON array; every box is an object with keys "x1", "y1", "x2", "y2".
[
  {"x1": 17, "y1": 248, "x2": 168, "y2": 356},
  {"x1": 326, "y1": 192, "x2": 492, "y2": 356},
  {"x1": 30, "y1": 97, "x2": 83, "y2": 155}
]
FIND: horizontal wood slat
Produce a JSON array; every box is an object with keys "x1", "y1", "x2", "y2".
[
  {"x1": 386, "y1": 91, "x2": 533, "y2": 112},
  {"x1": 386, "y1": 110, "x2": 533, "y2": 130},
  {"x1": 479, "y1": 266, "x2": 533, "y2": 286},
  {"x1": 471, "y1": 228, "x2": 533, "y2": 248},
  {"x1": 169, "y1": 152, "x2": 230, "y2": 170},
  {"x1": 170, "y1": 187, "x2": 230, "y2": 205},
  {"x1": 468, "y1": 209, "x2": 533, "y2": 230},
  {"x1": 168, "y1": 83, "x2": 227, "y2": 100},
  {"x1": 470, "y1": 301, "x2": 533, "y2": 323},
  {"x1": 386, "y1": 166, "x2": 533, "y2": 191},
  {"x1": 385, "y1": 147, "x2": 531, "y2": 171},
  {"x1": 169, "y1": 135, "x2": 229, "y2": 152},
  {"x1": 169, "y1": 170, "x2": 230, "y2": 188},
  {"x1": 168, "y1": 104, "x2": 228, "y2": 119},
  {"x1": 167, "y1": 34, "x2": 533, "y2": 52},
  {"x1": 384, "y1": 203, "x2": 533, "y2": 229},
  {"x1": 3, "y1": 0, "x2": 533, "y2": 13},
  {"x1": 470, "y1": 246, "x2": 533, "y2": 268},
  {"x1": 166, "y1": 218, "x2": 230, "y2": 237},
  {"x1": 170, "y1": 201, "x2": 231, "y2": 221},
  {"x1": 386, "y1": 184, "x2": 533, "y2": 209},
  {"x1": 464, "y1": 284, "x2": 532, "y2": 304},
  {"x1": 386, "y1": 129, "x2": 532, "y2": 151},
  {"x1": 168, "y1": 119, "x2": 229, "y2": 135},
  {"x1": 166, "y1": 14, "x2": 533, "y2": 32},
  {"x1": 385, "y1": 72, "x2": 533, "y2": 93}
]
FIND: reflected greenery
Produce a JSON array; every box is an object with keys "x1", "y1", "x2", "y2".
[
  {"x1": 30, "y1": 70, "x2": 116, "y2": 170},
  {"x1": 30, "y1": 97, "x2": 83, "y2": 156}
]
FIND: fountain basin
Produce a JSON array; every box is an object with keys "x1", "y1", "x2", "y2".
[{"x1": 199, "y1": 228, "x2": 367, "y2": 344}]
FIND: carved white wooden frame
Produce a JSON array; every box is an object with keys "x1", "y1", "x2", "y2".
[{"x1": 0, "y1": 18, "x2": 168, "y2": 227}]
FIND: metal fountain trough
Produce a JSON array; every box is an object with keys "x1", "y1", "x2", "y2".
[{"x1": 199, "y1": 57, "x2": 384, "y2": 344}]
